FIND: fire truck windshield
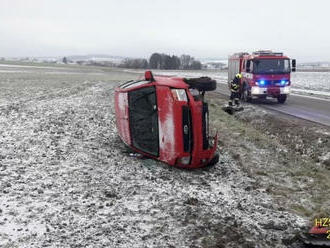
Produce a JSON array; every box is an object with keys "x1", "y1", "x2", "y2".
[{"x1": 253, "y1": 59, "x2": 290, "y2": 74}]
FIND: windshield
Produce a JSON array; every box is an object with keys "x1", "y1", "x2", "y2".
[{"x1": 253, "y1": 59, "x2": 290, "y2": 74}]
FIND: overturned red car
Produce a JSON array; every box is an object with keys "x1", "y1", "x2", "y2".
[{"x1": 114, "y1": 71, "x2": 219, "y2": 169}]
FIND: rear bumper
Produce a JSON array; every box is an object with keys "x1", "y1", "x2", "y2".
[{"x1": 251, "y1": 86, "x2": 290, "y2": 96}]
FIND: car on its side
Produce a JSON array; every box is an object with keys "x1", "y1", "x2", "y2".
[{"x1": 114, "y1": 71, "x2": 219, "y2": 169}]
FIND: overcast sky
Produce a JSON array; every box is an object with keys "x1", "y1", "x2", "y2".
[{"x1": 1, "y1": 0, "x2": 329, "y2": 62}]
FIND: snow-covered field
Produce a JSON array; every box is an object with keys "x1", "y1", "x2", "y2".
[
  {"x1": 291, "y1": 71, "x2": 330, "y2": 92},
  {"x1": 0, "y1": 64, "x2": 307, "y2": 247}
]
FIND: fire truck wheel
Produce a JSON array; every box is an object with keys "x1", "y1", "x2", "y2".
[
  {"x1": 277, "y1": 94, "x2": 287, "y2": 104},
  {"x1": 184, "y1": 77, "x2": 217, "y2": 91},
  {"x1": 242, "y1": 84, "x2": 252, "y2": 102}
]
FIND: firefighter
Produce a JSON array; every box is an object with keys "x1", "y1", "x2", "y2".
[{"x1": 228, "y1": 73, "x2": 242, "y2": 107}]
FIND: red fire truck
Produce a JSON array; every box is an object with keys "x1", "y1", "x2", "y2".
[{"x1": 228, "y1": 50, "x2": 296, "y2": 103}]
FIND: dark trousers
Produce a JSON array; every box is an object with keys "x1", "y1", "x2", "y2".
[{"x1": 229, "y1": 92, "x2": 240, "y2": 106}]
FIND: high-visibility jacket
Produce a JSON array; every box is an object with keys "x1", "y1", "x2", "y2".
[{"x1": 230, "y1": 77, "x2": 240, "y2": 92}]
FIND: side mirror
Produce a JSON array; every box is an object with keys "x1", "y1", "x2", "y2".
[{"x1": 292, "y1": 59, "x2": 296, "y2": 72}]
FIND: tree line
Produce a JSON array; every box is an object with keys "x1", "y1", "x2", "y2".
[{"x1": 119, "y1": 53, "x2": 202, "y2": 70}]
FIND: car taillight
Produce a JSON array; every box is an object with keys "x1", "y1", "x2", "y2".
[
  {"x1": 177, "y1": 156, "x2": 191, "y2": 165},
  {"x1": 171, "y1": 89, "x2": 188, "y2": 101}
]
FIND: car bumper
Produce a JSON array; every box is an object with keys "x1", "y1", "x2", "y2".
[{"x1": 251, "y1": 86, "x2": 290, "y2": 96}]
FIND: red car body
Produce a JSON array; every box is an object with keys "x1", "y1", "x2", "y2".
[
  {"x1": 114, "y1": 71, "x2": 218, "y2": 169},
  {"x1": 228, "y1": 50, "x2": 296, "y2": 103}
]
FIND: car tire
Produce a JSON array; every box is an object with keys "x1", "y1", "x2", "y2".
[
  {"x1": 241, "y1": 84, "x2": 252, "y2": 102},
  {"x1": 184, "y1": 77, "x2": 216, "y2": 91},
  {"x1": 277, "y1": 94, "x2": 287, "y2": 104}
]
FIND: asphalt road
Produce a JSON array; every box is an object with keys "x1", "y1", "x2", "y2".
[{"x1": 216, "y1": 83, "x2": 330, "y2": 127}]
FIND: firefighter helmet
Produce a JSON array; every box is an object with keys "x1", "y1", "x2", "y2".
[{"x1": 236, "y1": 73, "x2": 242, "y2": 79}]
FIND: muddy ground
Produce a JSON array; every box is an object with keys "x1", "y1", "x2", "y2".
[{"x1": 0, "y1": 64, "x2": 328, "y2": 247}]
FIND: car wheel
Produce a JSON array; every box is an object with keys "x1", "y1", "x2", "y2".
[
  {"x1": 184, "y1": 77, "x2": 216, "y2": 91},
  {"x1": 277, "y1": 94, "x2": 287, "y2": 104}
]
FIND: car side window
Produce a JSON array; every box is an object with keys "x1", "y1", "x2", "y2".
[{"x1": 128, "y1": 86, "x2": 159, "y2": 156}]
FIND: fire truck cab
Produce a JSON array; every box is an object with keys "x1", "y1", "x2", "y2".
[{"x1": 228, "y1": 50, "x2": 296, "y2": 103}]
